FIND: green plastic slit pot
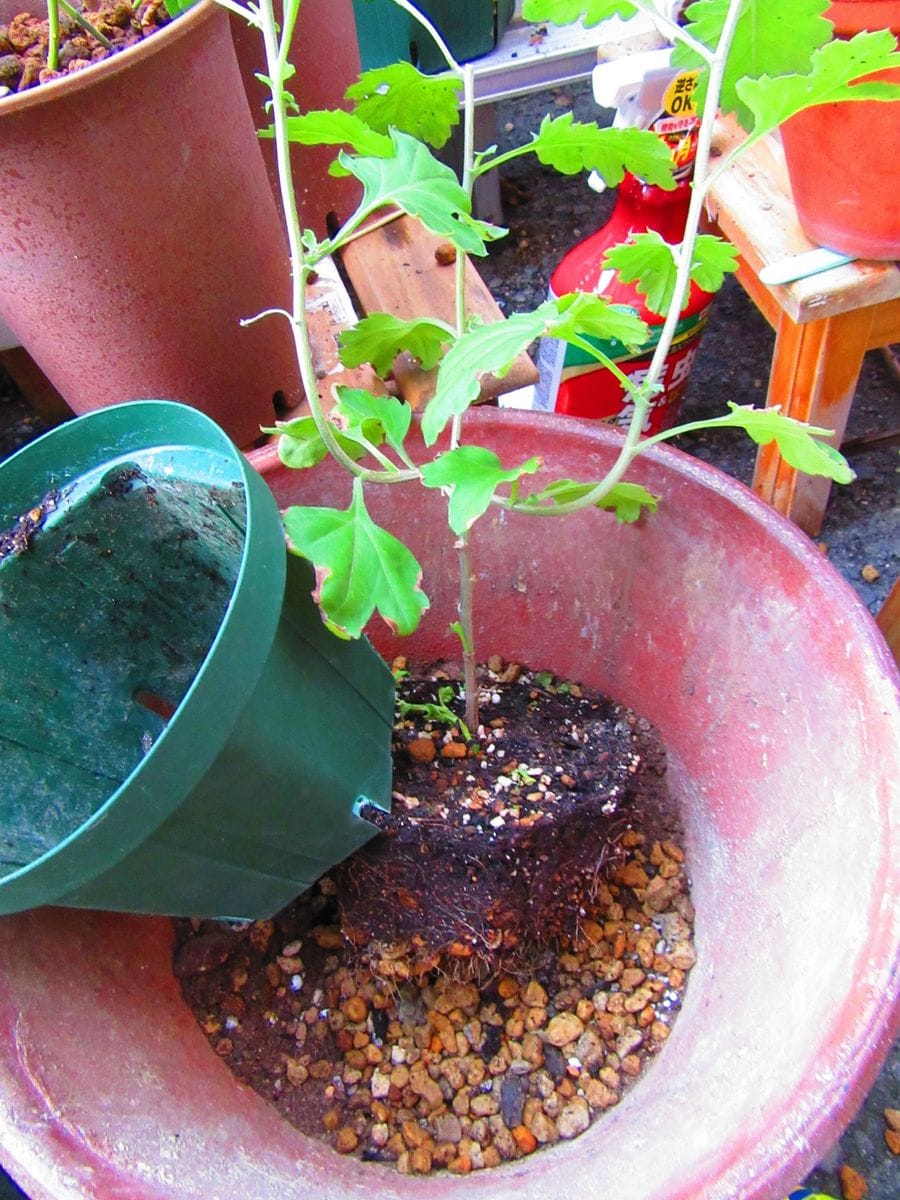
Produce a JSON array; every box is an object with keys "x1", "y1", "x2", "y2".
[
  {"x1": 0, "y1": 401, "x2": 393, "y2": 919},
  {"x1": 0, "y1": 410, "x2": 898, "y2": 1200}
]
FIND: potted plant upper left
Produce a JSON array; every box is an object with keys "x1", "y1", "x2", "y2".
[
  {"x1": 0, "y1": 0, "x2": 303, "y2": 448},
  {"x1": 0, "y1": 2, "x2": 897, "y2": 1199}
]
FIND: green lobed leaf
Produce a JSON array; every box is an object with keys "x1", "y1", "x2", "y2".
[
  {"x1": 522, "y1": 478, "x2": 659, "y2": 522},
  {"x1": 688, "y1": 234, "x2": 740, "y2": 294},
  {"x1": 521, "y1": 0, "x2": 638, "y2": 27},
  {"x1": 341, "y1": 130, "x2": 499, "y2": 256},
  {"x1": 603, "y1": 233, "x2": 678, "y2": 316},
  {"x1": 528, "y1": 115, "x2": 677, "y2": 189},
  {"x1": 422, "y1": 295, "x2": 649, "y2": 445},
  {"x1": 267, "y1": 111, "x2": 393, "y2": 158},
  {"x1": 333, "y1": 386, "x2": 412, "y2": 453},
  {"x1": 548, "y1": 291, "x2": 648, "y2": 347},
  {"x1": 602, "y1": 234, "x2": 737, "y2": 316},
  {"x1": 712, "y1": 404, "x2": 856, "y2": 483},
  {"x1": 420, "y1": 446, "x2": 541, "y2": 534},
  {"x1": 345, "y1": 62, "x2": 462, "y2": 149},
  {"x1": 672, "y1": 0, "x2": 834, "y2": 129},
  {"x1": 283, "y1": 479, "x2": 429, "y2": 638},
  {"x1": 737, "y1": 31, "x2": 900, "y2": 140},
  {"x1": 264, "y1": 416, "x2": 368, "y2": 469},
  {"x1": 339, "y1": 313, "x2": 456, "y2": 378},
  {"x1": 422, "y1": 310, "x2": 549, "y2": 444}
]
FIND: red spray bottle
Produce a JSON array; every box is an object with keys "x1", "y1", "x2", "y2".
[{"x1": 533, "y1": 55, "x2": 714, "y2": 434}]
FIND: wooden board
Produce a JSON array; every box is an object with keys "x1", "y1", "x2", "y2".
[
  {"x1": 340, "y1": 214, "x2": 538, "y2": 409},
  {"x1": 301, "y1": 257, "x2": 387, "y2": 413}
]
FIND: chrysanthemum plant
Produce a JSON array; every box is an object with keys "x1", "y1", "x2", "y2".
[{"x1": 215, "y1": 0, "x2": 899, "y2": 733}]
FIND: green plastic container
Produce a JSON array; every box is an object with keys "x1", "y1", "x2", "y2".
[
  {"x1": 0, "y1": 402, "x2": 393, "y2": 919},
  {"x1": 352, "y1": 0, "x2": 515, "y2": 74}
]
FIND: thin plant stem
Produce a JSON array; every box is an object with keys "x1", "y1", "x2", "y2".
[
  {"x1": 456, "y1": 532, "x2": 479, "y2": 733},
  {"x1": 59, "y1": 0, "x2": 112, "y2": 49},
  {"x1": 211, "y1": 0, "x2": 255, "y2": 22},
  {"x1": 337, "y1": 207, "x2": 405, "y2": 247},
  {"x1": 390, "y1": 0, "x2": 462, "y2": 74},
  {"x1": 451, "y1": 63, "x2": 479, "y2": 731},
  {"x1": 255, "y1": 0, "x2": 419, "y2": 486},
  {"x1": 630, "y1": 0, "x2": 715, "y2": 64},
  {"x1": 47, "y1": 1, "x2": 60, "y2": 72},
  {"x1": 501, "y1": 0, "x2": 747, "y2": 519}
]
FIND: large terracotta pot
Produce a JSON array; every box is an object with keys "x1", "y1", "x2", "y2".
[
  {"x1": 0, "y1": 1, "x2": 300, "y2": 448},
  {"x1": 780, "y1": 0, "x2": 900, "y2": 259},
  {"x1": 1, "y1": 411, "x2": 898, "y2": 1199}
]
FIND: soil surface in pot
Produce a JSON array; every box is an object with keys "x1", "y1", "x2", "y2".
[
  {"x1": 174, "y1": 663, "x2": 696, "y2": 1174},
  {"x1": 0, "y1": 1, "x2": 169, "y2": 97}
]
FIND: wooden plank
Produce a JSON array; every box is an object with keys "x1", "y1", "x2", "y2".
[
  {"x1": 294, "y1": 257, "x2": 387, "y2": 414},
  {"x1": 707, "y1": 117, "x2": 900, "y2": 326},
  {"x1": 340, "y1": 214, "x2": 538, "y2": 409}
]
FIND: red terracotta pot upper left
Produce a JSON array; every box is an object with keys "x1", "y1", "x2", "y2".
[{"x1": 0, "y1": 1, "x2": 301, "y2": 449}]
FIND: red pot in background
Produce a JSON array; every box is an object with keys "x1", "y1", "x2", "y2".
[
  {"x1": 780, "y1": 0, "x2": 900, "y2": 259},
  {"x1": 0, "y1": 1, "x2": 300, "y2": 449},
  {"x1": 1, "y1": 411, "x2": 897, "y2": 1200},
  {"x1": 229, "y1": 0, "x2": 365, "y2": 237}
]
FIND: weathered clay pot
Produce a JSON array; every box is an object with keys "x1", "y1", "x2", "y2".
[
  {"x1": 1, "y1": 411, "x2": 897, "y2": 1199},
  {"x1": 0, "y1": 1, "x2": 300, "y2": 448},
  {"x1": 228, "y1": 0, "x2": 365, "y2": 237}
]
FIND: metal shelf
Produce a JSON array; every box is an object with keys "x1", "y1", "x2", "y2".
[{"x1": 470, "y1": 2, "x2": 664, "y2": 105}]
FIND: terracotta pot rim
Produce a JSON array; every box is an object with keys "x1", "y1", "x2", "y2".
[{"x1": 0, "y1": 0, "x2": 219, "y2": 116}]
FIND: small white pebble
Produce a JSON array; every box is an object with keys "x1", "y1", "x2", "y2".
[{"x1": 290, "y1": 974, "x2": 303, "y2": 991}]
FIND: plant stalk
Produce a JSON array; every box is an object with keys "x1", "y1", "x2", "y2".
[
  {"x1": 452, "y1": 63, "x2": 480, "y2": 732},
  {"x1": 496, "y1": 0, "x2": 747, "y2": 520},
  {"x1": 47, "y1": 0, "x2": 60, "y2": 72},
  {"x1": 255, "y1": 0, "x2": 419, "y2": 486}
]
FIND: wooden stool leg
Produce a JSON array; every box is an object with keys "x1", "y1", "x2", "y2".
[{"x1": 752, "y1": 306, "x2": 875, "y2": 536}]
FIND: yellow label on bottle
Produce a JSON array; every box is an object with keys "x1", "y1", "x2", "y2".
[{"x1": 662, "y1": 69, "x2": 699, "y2": 118}]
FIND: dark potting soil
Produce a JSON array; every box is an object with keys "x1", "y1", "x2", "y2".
[
  {"x1": 173, "y1": 664, "x2": 696, "y2": 1174},
  {"x1": 0, "y1": 2, "x2": 170, "y2": 97},
  {"x1": 337, "y1": 658, "x2": 674, "y2": 977}
]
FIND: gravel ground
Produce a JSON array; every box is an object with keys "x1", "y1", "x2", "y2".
[{"x1": 0, "y1": 79, "x2": 897, "y2": 1200}]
